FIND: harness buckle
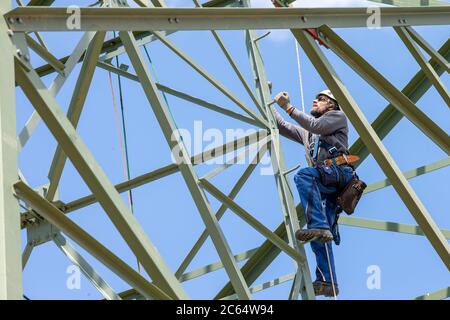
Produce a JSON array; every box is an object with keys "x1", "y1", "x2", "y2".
[
  {"x1": 342, "y1": 154, "x2": 349, "y2": 164},
  {"x1": 328, "y1": 146, "x2": 338, "y2": 155}
]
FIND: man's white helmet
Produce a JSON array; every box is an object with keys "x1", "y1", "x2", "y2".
[{"x1": 316, "y1": 89, "x2": 339, "y2": 108}]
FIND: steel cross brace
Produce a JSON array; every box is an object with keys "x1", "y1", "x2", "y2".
[{"x1": 13, "y1": 34, "x2": 188, "y2": 299}]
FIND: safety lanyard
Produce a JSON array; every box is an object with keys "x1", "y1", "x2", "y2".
[{"x1": 311, "y1": 134, "x2": 320, "y2": 160}]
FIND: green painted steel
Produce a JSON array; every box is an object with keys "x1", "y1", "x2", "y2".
[
  {"x1": 179, "y1": 249, "x2": 258, "y2": 283},
  {"x1": 151, "y1": 31, "x2": 269, "y2": 128},
  {"x1": 18, "y1": 130, "x2": 264, "y2": 225},
  {"x1": 339, "y1": 217, "x2": 450, "y2": 239},
  {"x1": 222, "y1": 273, "x2": 297, "y2": 300},
  {"x1": 14, "y1": 181, "x2": 170, "y2": 300},
  {"x1": 53, "y1": 233, "x2": 121, "y2": 300},
  {"x1": 414, "y1": 287, "x2": 450, "y2": 300},
  {"x1": 292, "y1": 28, "x2": 450, "y2": 270},
  {"x1": 25, "y1": 34, "x2": 64, "y2": 73},
  {"x1": 3, "y1": 0, "x2": 449, "y2": 301},
  {"x1": 244, "y1": 24, "x2": 315, "y2": 300},
  {"x1": 350, "y1": 39, "x2": 450, "y2": 163},
  {"x1": 215, "y1": 28, "x2": 449, "y2": 300},
  {"x1": 192, "y1": 0, "x2": 266, "y2": 116},
  {"x1": 14, "y1": 56, "x2": 188, "y2": 299},
  {"x1": 0, "y1": 1, "x2": 23, "y2": 300},
  {"x1": 404, "y1": 26, "x2": 450, "y2": 73},
  {"x1": 216, "y1": 156, "x2": 450, "y2": 298},
  {"x1": 369, "y1": 0, "x2": 450, "y2": 6},
  {"x1": 6, "y1": 6, "x2": 450, "y2": 31},
  {"x1": 120, "y1": 30, "x2": 252, "y2": 299},
  {"x1": 156, "y1": 84, "x2": 263, "y2": 128},
  {"x1": 317, "y1": 25, "x2": 450, "y2": 155},
  {"x1": 394, "y1": 26, "x2": 450, "y2": 107},
  {"x1": 18, "y1": 32, "x2": 97, "y2": 151},
  {"x1": 46, "y1": 32, "x2": 107, "y2": 201},
  {"x1": 200, "y1": 138, "x2": 269, "y2": 181},
  {"x1": 364, "y1": 158, "x2": 450, "y2": 194},
  {"x1": 200, "y1": 178, "x2": 305, "y2": 262},
  {"x1": 175, "y1": 146, "x2": 268, "y2": 279}
]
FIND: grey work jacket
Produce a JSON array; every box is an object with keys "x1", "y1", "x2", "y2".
[{"x1": 273, "y1": 107, "x2": 349, "y2": 164}]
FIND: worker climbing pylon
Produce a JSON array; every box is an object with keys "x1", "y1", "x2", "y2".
[{"x1": 272, "y1": 89, "x2": 364, "y2": 298}]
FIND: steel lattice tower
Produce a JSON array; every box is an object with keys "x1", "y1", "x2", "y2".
[{"x1": 1, "y1": 0, "x2": 449, "y2": 300}]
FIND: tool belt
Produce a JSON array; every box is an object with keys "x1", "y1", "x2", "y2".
[
  {"x1": 309, "y1": 134, "x2": 366, "y2": 214},
  {"x1": 323, "y1": 154, "x2": 360, "y2": 167},
  {"x1": 337, "y1": 172, "x2": 367, "y2": 215}
]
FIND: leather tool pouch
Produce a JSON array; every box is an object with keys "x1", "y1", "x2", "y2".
[{"x1": 337, "y1": 176, "x2": 367, "y2": 215}]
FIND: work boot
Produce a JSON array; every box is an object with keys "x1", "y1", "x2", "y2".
[
  {"x1": 313, "y1": 280, "x2": 339, "y2": 297},
  {"x1": 295, "y1": 228, "x2": 333, "y2": 243}
]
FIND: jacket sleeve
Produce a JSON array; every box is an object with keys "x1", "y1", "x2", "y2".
[
  {"x1": 289, "y1": 108, "x2": 347, "y2": 136},
  {"x1": 273, "y1": 107, "x2": 304, "y2": 145}
]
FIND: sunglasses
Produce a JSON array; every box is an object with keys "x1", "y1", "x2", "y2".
[{"x1": 316, "y1": 96, "x2": 329, "y2": 102}]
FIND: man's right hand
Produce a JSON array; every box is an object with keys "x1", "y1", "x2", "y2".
[{"x1": 274, "y1": 91, "x2": 291, "y2": 110}]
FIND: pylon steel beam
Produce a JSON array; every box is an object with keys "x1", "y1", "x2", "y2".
[
  {"x1": 199, "y1": 178, "x2": 305, "y2": 263},
  {"x1": 20, "y1": 129, "x2": 265, "y2": 227},
  {"x1": 316, "y1": 25, "x2": 450, "y2": 155},
  {"x1": 243, "y1": 7, "x2": 314, "y2": 297},
  {"x1": 25, "y1": 34, "x2": 64, "y2": 74},
  {"x1": 415, "y1": 287, "x2": 450, "y2": 300},
  {"x1": 339, "y1": 216, "x2": 450, "y2": 238},
  {"x1": 350, "y1": 39, "x2": 450, "y2": 163},
  {"x1": 150, "y1": 31, "x2": 269, "y2": 128},
  {"x1": 175, "y1": 145, "x2": 267, "y2": 279},
  {"x1": 120, "y1": 30, "x2": 252, "y2": 299},
  {"x1": 13, "y1": 181, "x2": 170, "y2": 300},
  {"x1": 2, "y1": 0, "x2": 448, "y2": 301},
  {"x1": 46, "y1": 31, "x2": 106, "y2": 201},
  {"x1": 0, "y1": 3, "x2": 22, "y2": 300},
  {"x1": 403, "y1": 26, "x2": 450, "y2": 73},
  {"x1": 5, "y1": 7, "x2": 450, "y2": 31},
  {"x1": 14, "y1": 52, "x2": 188, "y2": 299},
  {"x1": 292, "y1": 28, "x2": 450, "y2": 270},
  {"x1": 394, "y1": 26, "x2": 450, "y2": 107},
  {"x1": 215, "y1": 2, "x2": 449, "y2": 296},
  {"x1": 18, "y1": 31, "x2": 97, "y2": 151},
  {"x1": 53, "y1": 233, "x2": 121, "y2": 300}
]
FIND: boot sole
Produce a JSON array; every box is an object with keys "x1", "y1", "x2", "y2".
[{"x1": 296, "y1": 229, "x2": 333, "y2": 244}]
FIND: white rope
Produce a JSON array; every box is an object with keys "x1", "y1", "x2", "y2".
[
  {"x1": 294, "y1": 39, "x2": 313, "y2": 167},
  {"x1": 324, "y1": 243, "x2": 338, "y2": 300},
  {"x1": 295, "y1": 41, "x2": 305, "y2": 113},
  {"x1": 295, "y1": 39, "x2": 337, "y2": 299}
]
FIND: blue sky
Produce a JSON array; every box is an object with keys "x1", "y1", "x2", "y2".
[{"x1": 14, "y1": 0, "x2": 450, "y2": 300}]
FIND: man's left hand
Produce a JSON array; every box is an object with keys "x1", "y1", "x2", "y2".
[{"x1": 274, "y1": 91, "x2": 291, "y2": 111}]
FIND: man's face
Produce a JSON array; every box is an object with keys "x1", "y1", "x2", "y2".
[{"x1": 310, "y1": 95, "x2": 331, "y2": 118}]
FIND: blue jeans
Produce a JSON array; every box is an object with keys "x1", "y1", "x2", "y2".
[{"x1": 293, "y1": 165, "x2": 353, "y2": 285}]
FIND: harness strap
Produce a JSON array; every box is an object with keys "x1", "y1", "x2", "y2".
[{"x1": 312, "y1": 134, "x2": 320, "y2": 160}]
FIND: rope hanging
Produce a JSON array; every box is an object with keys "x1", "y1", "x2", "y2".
[
  {"x1": 294, "y1": 37, "x2": 338, "y2": 300},
  {"x1": 110, "y1": 31, "x2": 134, "y2": 213},
  {"x1": 108, "y1": 32, "x2": 140, "y2": 273},
  {"x1": 294, "y1": 39, "x2": 313, "y2": 167},
  {"x1": 142, "y1": 44, "x2": 183, "y2": 142}
]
